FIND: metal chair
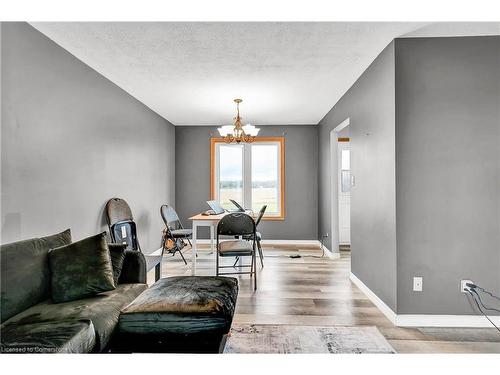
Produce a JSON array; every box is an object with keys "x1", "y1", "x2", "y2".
[
  {"x1": 216, "y1": 213, "x2": 257, "y2": 290},
  {"x1": 105, "y1": 197, "x2": 164, "y2": 281},
  {"x1": 160, "y1": 204, "x2": 192, "y2": 265},
  {"x1": 234, "y1": 205, "x2": 267, "y2": 268},
  {"x1": 244, "y1": 205, "x2": 267, "y2": 267}
]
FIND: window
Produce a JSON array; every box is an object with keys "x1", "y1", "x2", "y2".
[
  {"x1": 217, "y1": 144, "x2": 244, "y2": 209},
  {"x1": 340, "y1": 148, "x2": 351, "y2": 193},
  {"x1": 211, "y1": 137, "x2": 285, "y2": 220}
]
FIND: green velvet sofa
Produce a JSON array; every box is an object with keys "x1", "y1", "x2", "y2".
[{"x1": 0, "y1": 230, "x2": 148, "y2": 353}]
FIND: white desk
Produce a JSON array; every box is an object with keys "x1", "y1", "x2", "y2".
[{"x1": 188, "y1": 212, "x2": 228, "y2": 275}]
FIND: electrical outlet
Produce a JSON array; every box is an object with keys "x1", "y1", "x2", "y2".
[
  {"x1": 461, "y1": 279, "x2": 473, "y2": 293},
  {"x1": 413, "y1": 277, "x2": 423, "y2": 292}
]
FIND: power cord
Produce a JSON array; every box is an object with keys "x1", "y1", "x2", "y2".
[
  {"x1": 464, "y1": 283, "x2": 500, "y2": 333},
  {"x1": 469, "y1": 288, "x2": 500, "y2": 314},
  {"x1": 298, "y1": 235, "x2": 326, "y2": 259},
  {"x1": 466, "y1": 283, "x2": 500, "y2": 302},
  {"x1": 465, "y1": 289, "x2": 500, "y2": 333}
]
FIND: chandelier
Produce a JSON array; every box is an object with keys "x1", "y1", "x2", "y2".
[{"x1": 217, "y1": 98, "x2": 260, "y2": 143}]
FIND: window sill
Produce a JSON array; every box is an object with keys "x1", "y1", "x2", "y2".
[{"x1": 261, "y1": 216, "x2": 285, "y2": 221}]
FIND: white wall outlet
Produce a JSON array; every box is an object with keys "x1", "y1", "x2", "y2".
[
  {"x1": 461, "y1": 279, "x2": 473, "y2": 293},
  {"x1": 413, "y1": 277, "x2": 423, "y2": 292}
]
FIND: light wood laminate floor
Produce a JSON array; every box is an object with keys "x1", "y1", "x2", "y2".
[{"x1": 149, "y1": 244, "x2": 500, "y2": 353}]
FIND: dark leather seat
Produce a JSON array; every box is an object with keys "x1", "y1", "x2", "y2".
[
  {"x1": 2, "y1": 283, "x2": 147, "y2": 352},
  {"x1": 1, "y1": 320, "x2": 96, "y2": 354}
]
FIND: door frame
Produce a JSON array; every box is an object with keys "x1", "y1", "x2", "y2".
[
  {"x1": 329, "y1": 118, "x2": 350, "y2": 255},
  {"x1": 337, "y1": 139, "x2": 351, "y2": 245}
]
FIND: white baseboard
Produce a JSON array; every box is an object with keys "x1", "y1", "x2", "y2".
[
  {"x1": 349, "y1": 272, "x2": 398, "y2": 324},
  {"x1": 263, "y1": 239, "x2": 340, "y2": 258},
  {"x1": 350, "y1": 272, "x2": 500, "y2": 328},
  {"x1": 194, "y1": 238, "x2": 323, "y2": 246},
  {"x1": 396, "y1": 314, "x2": 500, "y2": 328},
  {"x1": 321, "y1": 245, "x2": 340, "y2": 259},
  {"x1": 182, "y1": 239, "x2": 341, "y2": 258}
]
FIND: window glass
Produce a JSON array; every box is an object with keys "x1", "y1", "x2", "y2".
[
  {"x1": 251, "y1": 144, "x2": 279, "y2": 214},
  {"x1": 213, "y1": 139, "x2": 284, "y2": 219},
  {"x1": 218, "y1": 145, "x2": 243, "y2": 209}
]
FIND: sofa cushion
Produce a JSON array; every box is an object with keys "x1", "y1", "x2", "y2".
[
  {"x1": 1, "y1": 283, "x2": 147, "y2": 352},
  {"x1": 108, "y1": 243, "x2": 127, "y2": 284},
  {"x1": 1, "y1": 320, "x2": 95, "y2": 354},
  {"x1": 49, "y1": 232, "x2": 116, "y2": 303},
  {"x1": 119, "y1": 276, "x2": 238, "y2": 336},
  {"x1": 0, "y1": 229, "x2": 72, "y2": 322}
]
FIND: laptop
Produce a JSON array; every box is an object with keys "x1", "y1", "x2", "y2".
[
  {"x1": 206, "y1": 200, "x2": 226, "y2": 215},
  {"x1": 229, "y1": 199, "x2": 246, "y2": 212}
]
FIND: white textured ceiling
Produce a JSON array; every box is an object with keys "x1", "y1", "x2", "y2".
[{"x1": 31, "y1": 22, "x2": 499, "y2": 126}]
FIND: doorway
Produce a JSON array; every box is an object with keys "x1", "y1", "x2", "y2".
[
  {"x1": 330, "y1": 118, "x2": 350, "y2": 254},
  {"x1": 337, "y1": 139, "x2": 351, "y2": 245}
]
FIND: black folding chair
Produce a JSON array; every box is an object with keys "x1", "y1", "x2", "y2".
[
  {"x1": 216, "y1": 213, "x2": 257, "y2": 290},
  {"x1": 105, "y1": 197, "x2": 164, "y2": 281},
  {"x1": 243, "y1": 205, "x2": 267, "y2": 267},
  {"x1": 160, "y1": 204, "x2": 192, "y2": 265}
]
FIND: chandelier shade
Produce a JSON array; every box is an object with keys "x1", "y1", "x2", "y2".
[{"x1": 217, "y1": 99, "x2": 260, "y2": 143}]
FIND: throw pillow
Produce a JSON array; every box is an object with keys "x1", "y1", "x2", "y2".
[
  {"x1": 48, "y1": 232, "x2": 116, "y2": 303},
  {"x1": 39, "y1": 228, "x2": 72, "y2": 251},
  {"x1": 108, "y1": 243, "x2": 127, "y2": 284}
]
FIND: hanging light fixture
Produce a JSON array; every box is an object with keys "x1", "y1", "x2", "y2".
[{"x1": 217, "y1": 98, "x2": 260, "y2": 143}]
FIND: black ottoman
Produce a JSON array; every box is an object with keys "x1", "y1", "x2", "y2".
[{"x1": 113, "y1": 276, "x2": 238, "y2": 353}]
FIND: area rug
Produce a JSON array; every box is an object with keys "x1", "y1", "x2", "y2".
[{"x1": 224, "y1": 324, "x2": 396, "y2": 354}]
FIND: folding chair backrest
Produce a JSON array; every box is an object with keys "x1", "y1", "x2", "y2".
[
  {"x1": 217, "y1": 213, "x2": 255, "y2": 237},
  {"x1": 255, "y1": 205, "x2": 267, "y2": 227},
  {"x1": 106, "y1": 198, "x2": 133, "y2": 227},
  {"x1": 110, "y1": 220, "x2": 139, "y2": 251},
  {"x1": 160, "y1": 204, "x2": 181, "y2": 230}
]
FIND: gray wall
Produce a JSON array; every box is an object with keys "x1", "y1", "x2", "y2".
[
  {"x1": 318, "y1": 36, "x2": 499, "y2": 316},
  {"x1": 175, "y1": 125, "x2": 318, "y2": 240},
  {"x1": 318, "y1": 42, "x2": 397, "y2": 310},
  {"x1": 1, "y1": 22, "x2": 175, "y2": 252},
  {"x1": 395, "y1": 36, "x2": 500, "y2": 314}
]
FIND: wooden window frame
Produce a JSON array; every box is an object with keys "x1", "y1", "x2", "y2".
[{"x1": 210, "y1": 137, "x2": 285, "y2": 221}]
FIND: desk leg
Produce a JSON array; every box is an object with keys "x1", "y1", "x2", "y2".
[
  {"x1": 191, "y1": 222, "x2": 197, "y2": 276},
  {"x1": 210, "y1": 225, "x2": 216, "y2": 274},
  {"x1": 210, "y1": 225, "x2": 215, "y2": 255}
]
